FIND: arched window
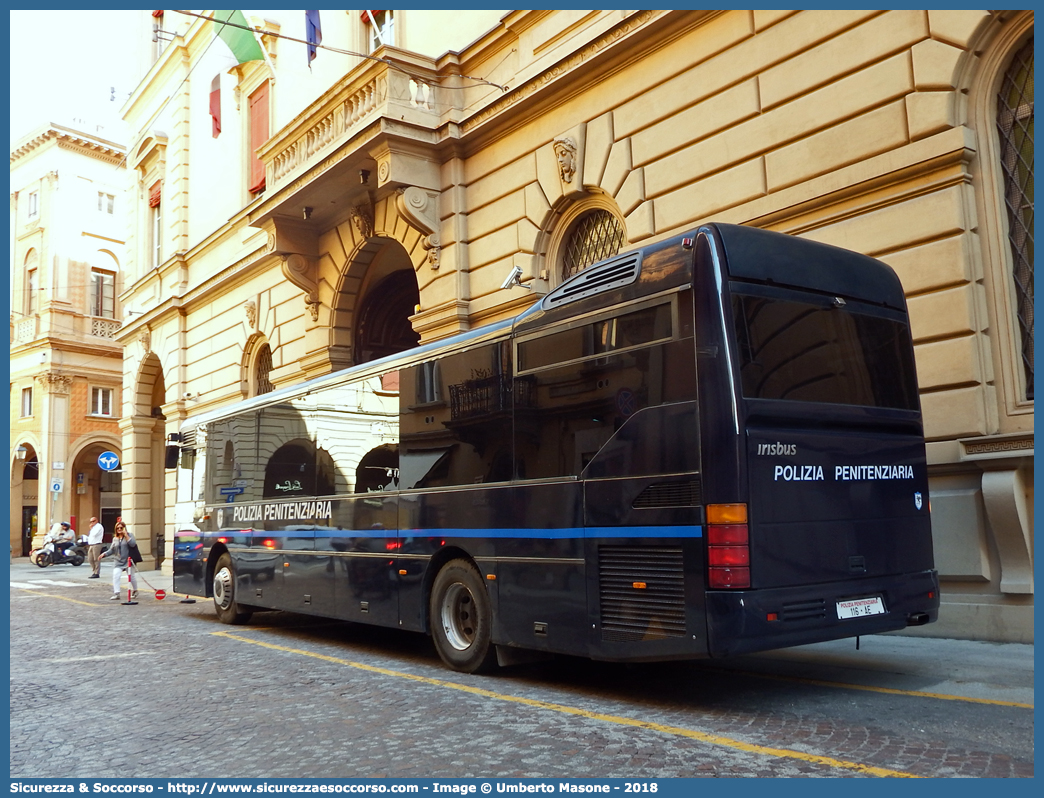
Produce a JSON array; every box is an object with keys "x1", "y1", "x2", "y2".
[
  {"x1": 255, "y1": 343, "x2": 274, "y2": 396},
  {"x1": 968, "y1": 14, "x2": 1035, "y2": 415},
  {"x1": 996, "y1": 37, "x2": 1034, "y2": 399},
  {"x1": 24, "y1": 249, "x2": 38, "y2": 316},
  {"x1": 560, "y1": 208, "x2": 626, "y2": 282}
]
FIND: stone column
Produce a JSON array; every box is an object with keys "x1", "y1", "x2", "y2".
[{"x1": 37, "y1": 372, "x2": 72, "y2": 531}]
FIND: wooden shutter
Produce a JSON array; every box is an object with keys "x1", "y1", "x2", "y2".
[{"x1": 248, "y1": 82, "x2": 269, "y2": 194}]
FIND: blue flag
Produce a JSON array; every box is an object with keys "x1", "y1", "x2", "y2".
[{"x1": 305, "y1": 10, "x2": 322, "y2": 65}]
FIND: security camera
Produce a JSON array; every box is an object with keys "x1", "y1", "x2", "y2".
[
  {"x1": 501, "y1": 265, "x2": 523, "y2": 290},
  {"x1": 182, "y1": 391, "x2": 194, "y2": 400}
]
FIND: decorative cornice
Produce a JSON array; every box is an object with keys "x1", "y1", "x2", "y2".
[
  {"x1": 461, "y1": 10, "x2": 660, "y2": 135},
  {"x1": 960, "y1": 433, "x2": 1034, "y2": 461},
  {"x1": 10, "y1": 124, "x2": 126, "y2": 167}
]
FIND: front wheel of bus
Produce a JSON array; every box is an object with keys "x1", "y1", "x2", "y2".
[
  {"x1": 213, "y1": 553, "x2": 252, "y2": 625},
  {"x1": 430, "y1": 560, "x2": 497, "y2": 674}
]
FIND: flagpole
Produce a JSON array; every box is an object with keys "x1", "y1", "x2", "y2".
[
  {"x1": 364, "y1": 10, "x2": 385, "y2": 48},
  {"x1": 250, "y1": 25, "x2": 277, "y2": 83}
]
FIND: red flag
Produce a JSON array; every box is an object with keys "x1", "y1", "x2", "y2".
[{"x1": 210, "y1": 74, "x2": 221, "y2": 137}]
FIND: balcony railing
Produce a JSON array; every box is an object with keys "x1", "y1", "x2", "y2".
[
  {"x1": 260, "y1": 53, "x2": 440, "y2": 196},
  {"x1": 14, "y1": 316, "x2": 37, "y2": 343},
  {"x1": 450, "y1": 375, "x2": 535, "y2": 421},
  {"x1": 91, "y1": 318, "x2": 122, "y2": 339}
]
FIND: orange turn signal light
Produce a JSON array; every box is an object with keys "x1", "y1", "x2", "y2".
[{"x1": 707, "y1": 503, "x2": 747, "y2": 524}]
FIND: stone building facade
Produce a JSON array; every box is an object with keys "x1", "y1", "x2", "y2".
[
  {"x1": 9, "y1": 124, "x2": 127, "y2": 554},
  {"x1": 116, "y1": 10, "x2": 1032, "y2": 641}
]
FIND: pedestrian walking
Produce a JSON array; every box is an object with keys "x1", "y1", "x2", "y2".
[
  {"x1": 98, "y1": 522, "x2": 138, "y2": 600},
  {"x1": 86, "y1": 516, "x2": 105, "y2": 578}
]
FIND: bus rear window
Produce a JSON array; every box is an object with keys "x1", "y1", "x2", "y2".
[{"x1": 732, "y1": 293, "x2": 919, "y2": 410}]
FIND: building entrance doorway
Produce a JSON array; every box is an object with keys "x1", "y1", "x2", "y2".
[
  {"x1": 353, "y1": 270, "x2": 420, "y2": 364},
  {"x1": 101, "y1": 507, "x2": 120, "y2": 544},
  {"x1": 21, "y1": 506, "x2": 37, "y2": 556}
]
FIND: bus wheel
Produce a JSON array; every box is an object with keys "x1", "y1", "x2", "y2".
[
  {"x1": 213, "y1": 553, "x2": 252, "y2": 625},
  {"x1": 430, "y1": 559, "x2": 497, "y2": 673}
]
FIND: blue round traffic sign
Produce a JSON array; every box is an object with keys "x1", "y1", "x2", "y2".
[{"x1": 98, "y1": 451, "x2": 120, "y2": 472}]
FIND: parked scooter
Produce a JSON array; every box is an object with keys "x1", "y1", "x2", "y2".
[{"x1": 35, "y1": 532, "x2": 87, "y2": 568}]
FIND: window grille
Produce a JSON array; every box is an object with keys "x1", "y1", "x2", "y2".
[
  {"x1": 561, "y1": 210, "x2": 625, "y2": 282},
  {"x1": 256, "y1": 344, "x2": 274, "y2": 395},
  {"x1": 997, "y1": 37, "x2": 1034, "y2": 399}
]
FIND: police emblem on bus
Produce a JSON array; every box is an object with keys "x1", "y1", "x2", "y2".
[
  {"x1": 914, "y1": 492, "x2": 923, "y2": 510},
  {"x1": 217, "y1": 508, "x2": 225, "y2": 528}
]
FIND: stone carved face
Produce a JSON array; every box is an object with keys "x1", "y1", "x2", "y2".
[{"x1": 553, "y1": 137, "x2": 577, "y2": 183}]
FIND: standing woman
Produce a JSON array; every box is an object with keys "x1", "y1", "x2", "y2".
[{"x1": 99, "y1": 521, "x2": 138, "y2": 600}]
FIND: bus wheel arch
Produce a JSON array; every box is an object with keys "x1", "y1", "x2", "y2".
[
  {"x1": 212, "y1": 552, "x2": 253, "y2": 625},
  {"x1": 428, "y1": 557, "x2": 498, "y2": 674},
  {"x1": 420, "y1": 545, "x2": 473, "y2": 633},
  {"x1": 205, "y1": 542, "x2": 230, "y2": 598}
]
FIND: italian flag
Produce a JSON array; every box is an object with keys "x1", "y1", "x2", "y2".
[{"x1": 213, "y1": 10, "x2": 264, "y2": 64}]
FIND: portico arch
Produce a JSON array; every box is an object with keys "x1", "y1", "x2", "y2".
[
  {"x1": 67, "y1": 433, "x2": 123, "y2": 543},
  {"x1": 326, "y1": 198, "x2": 426, "y2": 368},
  {"x1": 10, "y1": 441, "x2": 41, "y2": 556},
  {"x1": 121, "y1": 351, "x2": 168, "y2": 566}
]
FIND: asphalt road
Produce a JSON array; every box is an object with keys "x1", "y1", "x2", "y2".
[{"x1": 9, "y1": 559, "x2": 1033, "y2": 779}]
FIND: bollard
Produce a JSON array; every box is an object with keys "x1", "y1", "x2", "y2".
[{"x1": 122, "y1": 565, "x2": 139, "y2": 605}]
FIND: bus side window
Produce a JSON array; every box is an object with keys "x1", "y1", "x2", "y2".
[
  {"x1": 206, "y1": 414, "x2": 261, "y2": 504},
  {"x1": 582, "y1": 400, "x2": 700, "y2": 479},
  {"x1": 514, "y1": 336, "x2": 697, "y2": 481},
  {"x1": 400, "y1": 342, "x2": 512, "y2": 488},
  {"x1": 309, "y1": 379, "x2": 400, "y2": 495}
]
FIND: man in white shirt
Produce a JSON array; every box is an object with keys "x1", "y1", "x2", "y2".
[{"x1": 87, "y1": 516, "x2": 106, "y2": 578}]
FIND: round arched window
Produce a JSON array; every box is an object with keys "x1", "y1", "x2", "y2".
[
  {"x1": 996, "y1": 35, "x2": 1034, "y2": 399},
  {"x1": 254, "y1": 343, "x2": 274, "y2": 395},
  {"x1": 560, "y1": 209, "x2": 625, "y2": 282}
]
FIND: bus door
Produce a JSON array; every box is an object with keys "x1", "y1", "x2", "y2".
[
  {"x1": 269, "y1": 521, "x2": 317, "y2": 611},
  {"x1": 330, "y1": 492, "x2": 399, "y2": 628},
  {"x1": 582, "y1": 401, "x2": 707, "y2": 659}
]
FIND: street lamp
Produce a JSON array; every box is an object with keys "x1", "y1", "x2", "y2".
[{"x1": 15, "y1": 445, "x2": 27, "y2": 461}]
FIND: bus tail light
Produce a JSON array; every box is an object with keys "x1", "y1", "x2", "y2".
[
  {"x1": 708, "y1": 504, "x2": 750, "y2": 589},
  {"x1": 708, "y1": 546, "x2": 749, "y2": 566}
]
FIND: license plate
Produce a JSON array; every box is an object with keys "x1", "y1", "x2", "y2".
[{"x1": 836, "y1": 596, "x2": 885, "y2": 619}]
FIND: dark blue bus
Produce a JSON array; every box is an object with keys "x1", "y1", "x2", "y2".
[{"x1": 172, "y1": 223, "x2": 939, "y2": 673}]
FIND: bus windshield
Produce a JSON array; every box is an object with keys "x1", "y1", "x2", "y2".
[{"x1": 731, "y1": 289, "x2": 919, "y2": 410}]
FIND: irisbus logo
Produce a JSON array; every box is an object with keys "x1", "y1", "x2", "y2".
[{"x1": 757, "y1": 442, "x2": 797, "y2": 456}]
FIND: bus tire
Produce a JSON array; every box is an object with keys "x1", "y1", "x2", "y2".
[
  {"x1": 213, "y1": 553, "x2": 252, "y2": 625},
  {"x1": 430, "y1": 559, "x2": 497, "y2": 674}
]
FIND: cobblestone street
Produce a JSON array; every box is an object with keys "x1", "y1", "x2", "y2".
[{"x1": 10, "y1": 560, "x2": 1033, "y2": 779}]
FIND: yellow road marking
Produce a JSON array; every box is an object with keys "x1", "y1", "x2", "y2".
[
  {"x1": 718, "y1": 668, "x2": 1033, "y2": 710},
  {"x1": 14, "y1": 590, "x2": 100, "y2": 608},
  {"x1": 213, "y1": 630, "x2": 921, "y2": 778}
]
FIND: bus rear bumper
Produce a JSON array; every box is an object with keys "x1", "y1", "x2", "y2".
[{"x1": 705, "y1": 569, "x2": 940, "y2": 658}]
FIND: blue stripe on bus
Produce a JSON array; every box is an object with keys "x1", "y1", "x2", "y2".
[{"x1": 308, "y1": 525, "x2": 704, "y2": 540}]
